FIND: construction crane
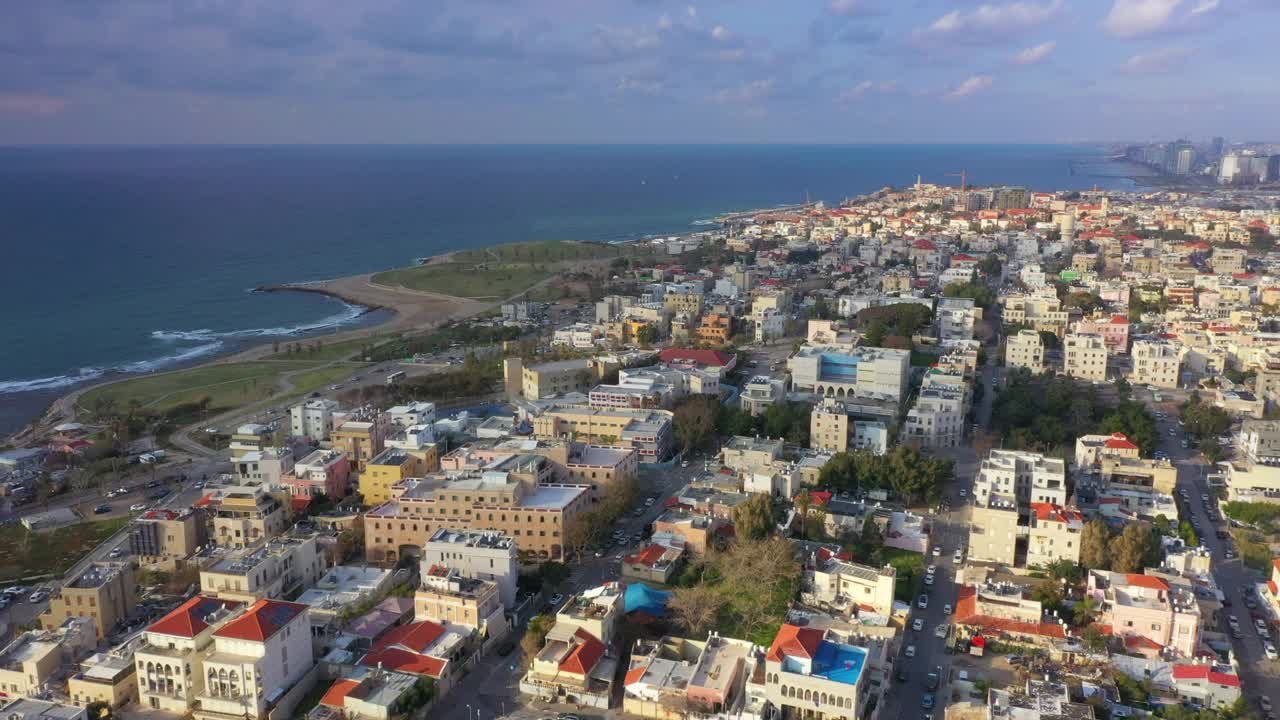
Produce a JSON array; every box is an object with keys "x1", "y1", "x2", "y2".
[{"x1": 947, "y1": 170, "x2": 968, "y2": 192}]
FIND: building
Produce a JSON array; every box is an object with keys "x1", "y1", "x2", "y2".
[
  {"x1": 1063, "y1": 332, "x2": 1108, "y2": 382},
  {"x1": 1171, "y1": 663, "x2": 1243, "y2": 710},
  {"x1": 284, "y1": 448, "x2": 351, "y2": 499},
  {"x1": 903, "y1": 376, "x2": 967, "y2": 449},
  {"x1": 290, "y1": 399, "x2": 340, "y2": 441},
  {"x1": 1212, "y1": 247, "x2": 1247, "y2": 275},
  {"x1": 193, "y1": 599, "x2": 315, "y2": 720},
  {"x1": 1004, "y1": 329, "x2": 1045, "y2": 372},
  {"x1": 1086, "y1": 570, "x2": 1201, "y2": 658},
  {"x1": 364, "y1": 476, "x2": 592, "y2": 563},
  {"x1": 973, "y1": 450, "x2": 1067, "y2": 507},
  {"x1": 696, "y1": 313, "x2": 732, "y2": 345},
  {"x1": 330, "y1": 422, "x2": 383, "y2": 476},
  {"x1": 40, "y1": 562, "x2": 137, "y2": 640},
  {"x1": 386, "y1": 401, "x2": 437, "y2": 429},
  {"x1": 620, "y1": 541, "x2": 685, "y2": 585},
  {"x1": 1131, "y1": 340, "x2": 1182, "y2": 389},
  {"x1": 361, "y1": 448, "x2": 416, "y2": 506},
  {"x1": 1073, "y1": 433, "x2": 1140, "y2": 471},
  {"x1": 809, "y1": 399, "x2": 887, "y2": 455},
  {"x1": 234, "y1": 448, "x2": 295, "y2": 488},
  {"x1": 1003, "y1": 292, "x2": 1068, "y2": 335},
  {"x1": 1025, "y1": 503, "x2": 1084, "y2": 568},
  {"x1": 504, "y1": 357, "x2": 609, "y2": 401},
  {"x1": 788, "y1": 346, "x2": 910, "y2": 403},
  {"x1": 1073, "y1": 315, "x2": 1130, "y2": 355},
  {"x1": 414, "y1": 565, "x2": 505, "y2": 633},
  {"x1": 210, "y1": 484, "x2": 288, "y2": 548},
  {"x1": 128, "y1": 508, "x2": 207, "y2": 564},
  {"x1": 0, "y1": 621, "x2": 95, "y2": 700},
  {"x1": 1101, "y1": 457, "x2": 1178, "y2": 496},
  {"x1": 0, "y1": 699, "x2": 88, "y2": 720},
  {"x1": 936, "y1": 296, "x2": 980, "y2": 342},
  {"x1": 421, "y1": 528, "x2": 519, "y2": 609},
  {"x1": 135, "y1": 596, "x2": 242, "y2": 713},
  {"x1": 445, "y1": 438, "x2": 638, "y2": 500},
  {"x1": 763, "y1": 624, "x2": 879, "y2": 720},
  {"x1": 521, "y1": 584, "x2": 623, "y2": 708},
  {"x1": 968, "y1": 493, "x2": 1021, "y2": 565},
  {"x1": 199, "y1": 534, "x2": 325, "y2": 603},
  {"x1": 808, "y1": 555, "x2": 896, "y2": 618},
  {"x1": 623, "y1": 634, "x2": 758, "y2": 719},
  {"x1": 229, "y1": 424, "x2": 272, "y2": 459},
  {"x1": 530, "y1": 405, "x2": 675, "y2": 461},
  {"x1": 68, "y1": 636, "x2": 141, "y2": 710},
  {"x1": 740, "y1": 376, "x2": 786, "y2": 417}
]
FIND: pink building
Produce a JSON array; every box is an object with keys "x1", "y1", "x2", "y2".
[
  {"x1": 1087, "y1": 570, "x2": 1201, "y2": 658},
  {"x1": 1073, "y1": 315, "x2": 1130, "y2": 354},
  {"x1": 282, "y1": 448, "x2": 351, "y2": 498}
]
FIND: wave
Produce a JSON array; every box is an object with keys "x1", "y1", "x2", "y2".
[
  {"x1": 116, "y1": 342, "x2": 224, "y2": 374},
  {"x1": 690, "y1": 218, "x2": 719, "y2": 226},
  {"x1": 151, "y1": 302, "x2": 366, "y2": 342},
  {"x1": 0, "y1": 368, "x2": 106, "y2": 394}
]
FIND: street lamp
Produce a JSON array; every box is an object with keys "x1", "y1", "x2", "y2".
[{"x1": 468, "y1": 704, "x2": 474, "y2": 720}]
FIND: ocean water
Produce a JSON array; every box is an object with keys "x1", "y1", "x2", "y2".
[{"x1": 0, "y1": 144, "x2": 1135, "y2": 433}]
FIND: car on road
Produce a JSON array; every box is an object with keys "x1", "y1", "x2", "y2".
[
  {"x1": 932, "y1": 546, "x2": 942, "y2": 558},
  {"x1": 924, "y1": 574, "x2": 935, "y2": 586},
  {"x1": 904, "y1": 645, "x2": 916, "y2": 659},
  {"x1": 959, "y1": 488, "x2": 967, "y2": 497},
  {"x1": 918, "y1": 595, "x2": 929, "y2": 609},
  {"x1": 681, "y1": 460, "x2": 690, "y2": 468},
  {"x1": 1233, "y1": 628, "x2": 1245, "y2": 640},
  {"x1": 1226, "y1": 549, "x2": 1238, "y2": 560},
  {"x1": 1261, "y1": 697, "x2": 1274, "y2": 713},
  {"x1": 926, "y1": 667, "x2": 941, "y2": 691},
  {"x1": 926, "y1": 564, "x2": 937, "y2": 575},
  {"x1": 922, "y1": 695, "x2": 935, "y2": 710},
  {"x1": 93, "y1": 504, "x2": 112, "y2": 514},
  {"x1": 1267, "y1": 644, "x2": 1279, "y2": 660},
  {"x1": 943, "y1": 603, "x2": 953, "y2": 615},
  {"x1": 934, "y1": 623, "x2": 949, "y2": 639},
  {"x1": 912, "y1": 618, "x2": 925, "y2": 631},
  {"x1": 953, "y1": 550, "x2": 964, "y2": 564},
  {"x1": 109, "y1": 547, "x2": 124, "y2": 558},
  {"x1": 29, "y1": 591, "x2": 47, "y2": 603},
  {"x1": 548, "y1": 594, "x2": 564, "y2": 607},
  {"x1": 131, "y1": 503, "x2": 149, "y2": 512}
]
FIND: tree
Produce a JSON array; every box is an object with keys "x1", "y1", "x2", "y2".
[
  {"x1": 673, "y1": 395, "x2": 720, "y2": 451},
  {"x1": 862, "y1": 320, "x2": 887, "y2": 347},
  {"x1": 1110, "y1": 522, "x2": 1161, "y2": 573},
  {"x1": 1154, "y1": 514, "x2": 1173, "y2": 536},
  {"x1": 1178, "y1": 520, "x2": 1199, "y2": 547},
  {"x1": 732, "y1": 493, "x2": 774, "y2": 542},
  {"x1": 636, "y1": 324, "x2": 658, "y2": 347},
  {"x1": 1045, "y1": 559, "x2": 1081, "y2": 584},
  {"x1": 943, "y1": 280, "x2": 996, "y2": 310},
  {"x1": 1038, "y1": 330, "x2": 1061, "y2": 351},
  {"x1": 521, "y1": 614, "x2": 555, "y2": 662},
  {"x1": 1081, "y1": 624, "x2": 1109, "y2": 653},
  {"x1": 1032, "y1": 581, "x2": 1065, "y2": 616},
  {"x1": 794, "y1": 491, "x2": 814, "y2": 539},
  {"x1": 1073, "y1": 596, "x2": 1100, "y2": 627},
  {"x1": 670, "y1": 585, "x2": 727, "y2": 637},
  {"x1": 1080, "y1": 519, "x2": 1112, "y2": 570}
]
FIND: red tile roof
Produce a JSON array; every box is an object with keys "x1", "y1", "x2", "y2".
[
  {"x1": 1029, "y1": 503, "x2": 1083, "y2": 524},
  {"x1": 659, "y1": 348, "x2": 735, "y2": 368},
  {"x1": 561, "y1": 629, "x2": 606, "y2": 675},
  {"x1": 320, "y1": 679, "x2": 360, "y2": 708},
  {"x1": 625, "y1": 665, "x2": 649, "y2": 686},
  {"x1": 1104, "y1": 433, "x2": 1138, "y2": 450},
  {"x1": 912, "y1": 238, "x2": 937, "y2": 250},
  {"x1": 1124, "y1": 635, "x2": 1163, "y2": 652},
  {"x1": 767, "y1": 624, "x2": 824, "y2": 662},
  {"x1": 148, "y1": 596, "x2": 242, "y2": 638},
  {"x1": 141, "y1": 509, "x2": 183, "y2": 521},
  {"x1": 1110, "y1": 315, "x2": 1130, "y2": 324},
  {"x1": 373, "y1": 620, "x2": 446, "y2": 654},
  {"x1": 360, "y1": 647, "x2": 447, "y2": 678},
  {"x1": 953, "y1": 586, "x2": 1067, "y2": 639},
  {"x1": 625, "y1": 545, "x2": 667, "y2": 567},
  {"x1": 214, "y1": 599, "x2": 307, "y2": 642},
  {"x1": 1172, "y1": 664, "x2": 1242, "y2": 687},
  {"x1": 1123, "y1": 574, "x2": 1169, "y2": 592}
]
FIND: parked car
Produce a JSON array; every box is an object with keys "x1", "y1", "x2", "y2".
[
  {"x1": 548, "y1": 594, "x2": 564, "y2": 607},
  {"x1": 93, "y1": 504, "x2": 112, "y2": 514},
  {"x1": 904, "y1": 645, "x2": 916, "y2": 659},
  {"x1": 29, "y1": 591, "x2": 47, "y2": 603},
  {"x1": 918, "y1": 595, "x2": 929, "y2": 609},
  {"x1": 912, "y1": 618, "x2": 924, "y2": 632}
]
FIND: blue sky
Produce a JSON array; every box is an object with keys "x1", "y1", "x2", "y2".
[{"x1": 0, "y1": 0, "x2": 1275, "y2": 144}]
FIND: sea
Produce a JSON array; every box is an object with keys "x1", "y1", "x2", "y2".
[{"x1": 0, "y1": 144, "x2": 1139, "y2": 435}]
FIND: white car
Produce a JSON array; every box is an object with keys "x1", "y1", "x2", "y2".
[
  {"x1": 28, "y1": 591, "x2": 47, "y2": 603},
  {"x1": 959, "y1": 488, "x2": 967, "y2": 497},
  {"x1": 924, "y1": 574, "x2": 935, "y2": 586},
  {"x1": 912, "y1": 618, "x2": 925, "y2": 632},
  {"x1": 926, "y1": 564, "x2": 937, "y2": 575},
  {"x1": 905, "y1": 645, "x2": 916, "y2": 659},
  {"x1": 130, "y1": 503, "x2": 149, "y2": 512},
  {"x1": 943, "y1": 604, "x2": 953, "y2": 615},
  {"x1": 932, "y1": 546, "x2": 942, "y2": 558},
  {"x1": 1267, "y1": 644, "x2": 1279, "y2": 661},
  {"x1": 953, "y1": 550, "x2": 964, "y2": 564},
  {"x1": 935, "y1": 623, "x2": 949, "y2": 639}
]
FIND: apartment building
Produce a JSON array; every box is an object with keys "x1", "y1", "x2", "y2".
[
  {"x1": 361, "y1": 448, "x2": 416, "y2": 506},
  {"x1": 903, "y1": 375, "x2": 968, "y2": 449},
  {"x1": 128, "y1": 508, "x2": 207, "y2": 564},
  {"x1": 808, "y1": 399, "x2": 887, "y2": 455},
  {"x1": 624, "y1": 634, "x2": 758, "y2": 719},
  {"x1": 1087, "y1": 570, "x2": 1201, "y2": 658},
  {"x1": 763, "y1": 624, "x2": 882, "y2": 720},
  {"x1": 330, "y1": 418, "x2": 385, "y2": 473},
  {"x1": 530, "y1": 405, "x2": 674, "y2": 461},
  {"x1": 936, "y1": 296, "x2": 980, "y2": 342},
  {"x1": 696, "y1": 313, "x2": 732, "y2": 345},
  {"x1": 1131, "y1": 340, "x2": 1183, "y2": 389},
  {"x1": 1004, "y1": 329, "x2": 1045, "y2": 372},
  {"x1": 421, "y1": 528, "x2": 518, "y2": 610},
  {"x1": 788, "y1": 345, "x2": 910, "y2": 403},
  {"x1": 503, "y1": 357, "x2": 610, "y2": 401},
  {"x1": 443, "y1": 438, "x2": 638, "y2": 501},
  {"x1": 1073, "y1": 432, "x2": 1140, "y2": 471},
  {"x1": 1212, "y1": 247, "x2": 1247, "y2": 275},
  {"x1": 283, "y1": 448, "x2": 351, "y2": 499},
  {"x1": 386, "y1": 401, "x2": 437, "y2": 429},
  {"x1": 233, "y1": 448, "x2": 295, "y2": 488},
  {"x1": 415, "y1": 565, "x2": 504, "y2": 633},
  {"x1": 1025, "y1": 503, "x2": 1084, "y2": 568},
  {"x1": 809, "y1": 556, "x2": 896, "y2": 618},
  {"x1": 199, "y1": 534, "x2": 325, "y2": 603},
  {"x1": 1101, "y1": 457, "x2": 1178, "y2": 496},
  {"x1": 229, "y1": 424, "x2": 272, "y2": 460},
  {"x1": 1002, "y1": 291, "x2": 1069, "y2": 335},
  {"x1": 1073, "y1": 314, "x2": 1130, "y2": 354},
  {"x1": 664, "y1": 290, "x2": 705, "y2": 317},
  {"x1": 193, "y1": 599, "x2": 314, "y2": 720},
  {"x1": 968, "y1": 493, "x2": 1021, "y2": 566},
  {"x1": 210, "y1": 484, "x2": 288, "y2": 548},
  {"x1": 136, "y1": 596, "x2": 244, "y2": 713},
  {"x1": 68, "y1": 636, "x2": 140, "y2": 710},
  {"x1": 973, "y1": 450, "x2": 1067, "y2": 507},
  {"x1": 364, "y1": 475, "x2": 591, "y2": 563},
  {"x1": 739, "y1": 376, "x2": 786, "y2": 417},
  {"x1": 1063, "y1": 332, "x2": 1108, "y2": 382},
  {"x1": 0, "y1": 620, "x2": 95, "y2": 700},
  {"x1": 40, "y1": 562, "x2": 137, "y2": 640},
  {"x1": 290, "y1": 398, "x2": 340, "y2": 441}
]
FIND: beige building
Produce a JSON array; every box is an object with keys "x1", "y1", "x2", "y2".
[
  {"x1": 330, "y1": 418, "x2": 385, "y2": 473},
  {"x1": 40, "y1": 562, "x2": 137, "y2": 640},
  {"x1": 504, "y1": 357, "x2": 611, "y2": 401},
  {"x1": 128, "y1": 508, "x2": 207, "y2": 564},
  {"x1": 135, "y1": 596, "x2": 242, "y2": 714},
  {"x1": 1073, "y1": 432, "x2": 1141, "y2": 471},
  {"x1": 199, "y1": 534, "x2": 325, "y2": 603},
  {"x1": 1026, "y1": 503, "x2": 1084, "y2": 568},
  {"x1": 1005, "y1": 329, "x2": 1045, "y2": 372},
  {"x1": 1102, "y1": 457, "x2": 1178, "y2": 496},
  {"x1": 810, "y1": 400, "x2": 850, "y2": 453},
  {"x1": 664, "y1": 291, "x2": 705, "y2": 317},
  {"x1": 415, "y1": 565, "x2": 504, "y2": 632},
  {"x1": 68, "y1": 638, "x2": 140, "y2": 710},
  {"x1": 1088, "y1": 570, "x2": 1201, "y2": 658},
  {"x1": 210, "y1": 484, "x2": 288, "y2": 548},
  {"x1": 530, "y1": 405, "x2": 674, "y2": 461},
  {"x1": 444, "y1": 438, "x2": 639, "y2": 501},
  {"x1": 968, "y1": 497, "x2": 1020, "y2": 566},
  {"x1": 1003, "y1": 292, "x2": 1069, "y2": 335},
  {"x1": 0, "y1": 620, "x2": 95, "y2": 700},
  {"x1": 809, "y1": 556, "x2": 896, "y2": 618},
  {"x1": 1063, "y1": 332, "x2": 1108, "y2": 382},
  {"x1": 1212, "y1": 247, "x2": 1247, "y2": 275},
  {"x1": 721, "y1": 435, "x2": 784, "y2": 474},
  {"x1": 1131, "y1": 340, "x2": 1182, "y2": 389},
  {"x1": 364, "y1": 475, "x2": 592, "y2": 563},
  {"x1": 763, "y1": 624, "x2": 887, "y2": 720}
]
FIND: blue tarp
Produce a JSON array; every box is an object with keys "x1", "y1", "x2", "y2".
[{"x1": 625, "y1": 583, "x2": 672, "y2": 617}]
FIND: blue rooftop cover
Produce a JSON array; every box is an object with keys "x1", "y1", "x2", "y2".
[
  {"x1": 625, "y1": 583, "x2": 672, "y2": 617},
  {"x1": 811, "y1": 640, "x2": 867, "y2": 686}
]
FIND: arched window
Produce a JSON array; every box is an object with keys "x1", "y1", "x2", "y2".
[
  {"x1": 821, "y1": 693, "x2": 828, "y2": 705},
  {"x1": 804, "y1": 689, "x2": 811, "y2": 701}
]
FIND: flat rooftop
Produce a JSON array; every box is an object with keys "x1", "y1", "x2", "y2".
[
  {"x1": 523, "y1": 484, "x2": 589, "y2": 510},
  {"x1": 68, "y1": 563, "x2": 124, "y2": 590}
]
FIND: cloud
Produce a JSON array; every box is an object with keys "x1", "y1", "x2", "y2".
[
  {"x1": 948, "y1": 75, "x2": 993, "y2": 98},
  {"x1": 1013, "y1": 40, "x2": 1056, "y2": 65},
  {"x1": 837, "y1": 79, "x2": 896, "y2": 106},
  {"x1": 0, "y1": 94, "x2": 67, "y2": 115},
  {"x1": 710, "y1": 78, "x2": 775, "y2": 104},
  {"x1": 1121, "y1": 46, "x2": 1194, "y2": 73},
  {"x1": 827, "y1": 0, "x2": 881, "y2": 17},
  {"x1": 616, "y1": 75, "x2": 664, "y2": 95},
  {"x1": 711, "y1": 25, "x2": 731, "y2": 41},
  {"x1": 1102, "y1": 0, "x2": 1182, "y2": 37},
  {"x1": 919, "y1": 0, "x2": 1063, "y2": 41},
  {"x1": 1189, "y1": 0, "x2": 1219, "y2": 15}
]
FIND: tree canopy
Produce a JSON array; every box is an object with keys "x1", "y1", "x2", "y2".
[
  {"x1": 943, "y1": 280, "x2": 996, "y2": 310},
  {"x1": 816, "y1": 447, "x2": 953, "y2": 505},
  {"x1": 1180, "y1": 393, "x2": 1232, "y2": 440}
]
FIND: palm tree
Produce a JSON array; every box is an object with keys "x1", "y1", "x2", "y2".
[
  {"x1": 794, "y1": 490, "x2": 814, "y2": 540},
  {"x1": 1073, "y1": 596, "x2": 1100, "y2": 627}
]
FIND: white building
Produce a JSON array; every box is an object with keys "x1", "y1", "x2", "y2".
[
  {"x1": 290, "y1": 399, "x2": 340, "y2": 441},
  {"x1": 421, "y1": 528, "x2": 519, "y2": 610},
  {"x1": 194, "y1": 599, "x2": 314, "y2": 720},
  {"x1": 386, "y1": 401, "x2": 437, "y2": 428}
]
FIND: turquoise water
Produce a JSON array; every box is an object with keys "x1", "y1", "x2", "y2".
[{"x1": 0, "y1": 144, "x2": 1134, "y2": 432}]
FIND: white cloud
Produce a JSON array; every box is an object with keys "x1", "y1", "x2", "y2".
[
  {"x1": 1102, "y1": 0, "x2": 1182, "y2": 37},
  {"x1": 828, "y1": 0, "x2": 880, "y2": 17},
  {"x1": 616, "y1": 76, "x2": 664, "y2": 95},
  {"x1": 687, "y1": 6, "x2": 697, "y2": 19},
  {"x1": 656, "y1": 14, "x2": 672, "y2": 31},
  {"x1": 711, "y1": 78, "x2": 775, "y2": 104},
  {"x1": 1190, "y1": 0, "x2": 1219, "y2": 16},
  {"x1": 1012, "y1": 40, "x2": 1056, "y2": 65},
  {"x1": 948, "y1": 75, "x2": 993, "y2": 98},
  {"x1": 711, "y1": 25, "x2": 731, "y2": 40},
  {"x1": 1121, "y1": 46, "x2": 1194, "y2": 73},
  {"x1": 838, "y1": 79, "x2": 897, "y2": 106},
  {"x1": 921, "y1": 0, "x2": 1064, "y2": 38}
]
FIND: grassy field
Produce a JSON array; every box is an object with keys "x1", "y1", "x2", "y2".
[
  {"x1": 372, "y1": 262, "x2": 552, "y2": 299},
  {"x1": 81, "y1": 359, "x2": 367, "y2": 416},
  {"x1": 451, "y1": 239, "x2": 656, "y2": 264},
  {"x1": 268, "y1": 336, "x2": 381, "y2": 363},
  {"x1": 0, "y1": 517, "x2": 128, "y2": 582}
]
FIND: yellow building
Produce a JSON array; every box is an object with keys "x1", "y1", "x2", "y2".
[
  {"x1": 331, "y1": 418, "x2": 385, "y2": 473},
  {"x1": 664, "y1": 291, "x2": 705, "y2": 317},
  {"x1": 696, "y1": 313, "x2": 732, "y2": 345},
  {"x1": 362, "y1": 448, "x2": 417, "y2": 506},
  {"x1": 40, "y1": 562, "x2": 137, "y2": 640},
  {"x1": 531, "y1": 405, "x2": 674, "y2": 461},
  {"x1": 68, "y1": 642, "x2": 139, "y2": 710},
  {"x1": 1005, "y1": 329, "x2": 1045, "y2": 373},
  {"x1": 210, "y1": 484, "x2": 288, "y2": 548},
  {"x1": 1131, "y1": 340, "x2": 1183, "y2": 389},
  {"x1": 415, "y1": 566, "x2": 504, "y2": 631},
  {"x1": 1063, "y1": 332, "x2": 1108, "y2": 382}
]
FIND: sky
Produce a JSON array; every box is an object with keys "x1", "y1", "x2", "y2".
[{"x1": 1, "y1": 0, "x2": 1276, "y2": 145}]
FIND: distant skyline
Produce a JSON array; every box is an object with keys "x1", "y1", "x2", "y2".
[{"x1": 1, "y1": 0, "x2": 1277, "y2": 145}]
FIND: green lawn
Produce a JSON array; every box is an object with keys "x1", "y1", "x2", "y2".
[
  {"x1": 289, "y1": 364, "x2": 368, "y2": 395},
  {"x1": 0, "y1": 518, "x2": 128, "y2": 582},
  {"x1": 82, "y1": 361, "x2": 319, "y2": 413},
  {"x1": 451, "y1": 239, "x2": 648, "y2": 264},
  {"x1": 268, "y1": 336, "x2": 383, "y2": 363},
  {"x1": 371, "y1": 263, "x2": 552, "y2": 299}
]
